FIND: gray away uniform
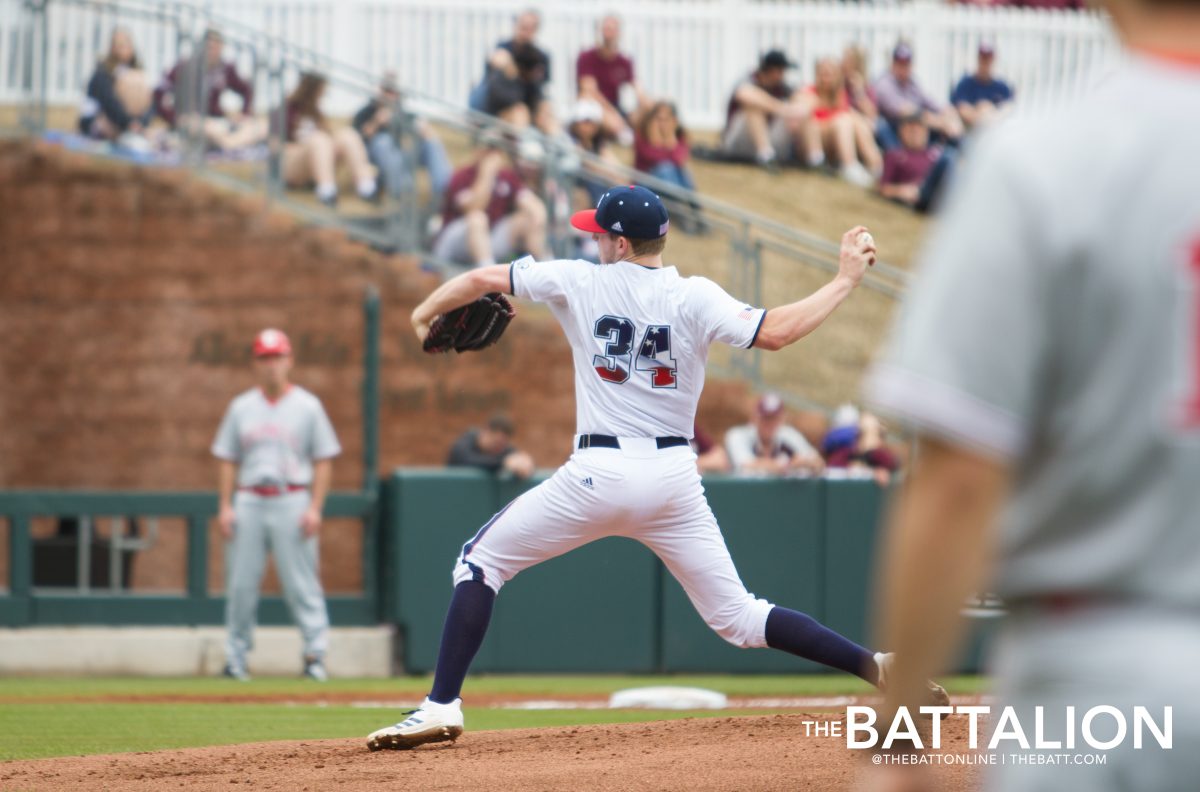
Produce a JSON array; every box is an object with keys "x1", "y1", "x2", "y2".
[
  {"x1": 867, "y1": 54, "x2": 1200, "y2": 792},
  {"x1": 212, "y1": 386, "x2": 342, "y2": 669}
]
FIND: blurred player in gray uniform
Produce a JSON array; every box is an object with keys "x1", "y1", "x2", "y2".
[
  {"x1": 212, "y1": 329, "x2": 342, "y2": 681},
  {"x1": 864, "y1": 0, "x2": 1200, "y2": 789}
]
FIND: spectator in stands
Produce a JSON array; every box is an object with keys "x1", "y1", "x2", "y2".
[
  {"x1": 472, "y1": 9, "x2": 558, "y2": 136},
  {"x1": 951, "y1": 42, "x2": 1014, "y2": 131},
  {"x1": 878, "y1": 112, "x2": 956, "y2": 214},
  {"x1": 634, "y1": 101, "x2": 696, "y2": 192},
  {"x1": 352, "y1": 72, "x2": 452, "y2": 202},
  {"x1": 432, "y1": 131, "x2": 548, "y2": 269},
  {"x1": 576, "y1": 14, "x2": 647, "y2": 145},
  {"x1": 822, "y1": 403, "x2": 862, "y2": 459},
  {"x1": 635, "y1": 100, "x2": 706, "y2": 233},
  {"x1": 153, "y1": 29, "x2": 265, "y2": 152},
  {"x1": 872, "y1": 42, "x2": 962, "y2": 150},
  {"x1": 566, "y1": 99, "x2": 622, "y2": 207},
  {"x1": 841, "y1": 45, "x2": 878, "y2": 123},
  {"x1": 447, "y1": 413, "x2": 535, "y2": 479},
  {"x1": 278, "y1": 72, "x2": 377, "y2": 207},
  {"x1": 825, "y1": 412, "x2": 901, "y2": 487},
  {"x1": 693, "y1": 422, "x2": 731, "y2": 475},
  {"x1": 79, "y1": 28, "x2": 154, "y2": 145},
  {"x1": 802, "y1": 57, "x2": 880, "y2": 187},
  {"x1": 725, "y1": 393, "x2": 825, "y2": 476},
  {"x1": 720, "y1": 50, "x2": 815, "y2": 172}
]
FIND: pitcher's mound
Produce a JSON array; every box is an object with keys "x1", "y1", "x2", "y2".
[{"x1": 0, "y1": 713, "x2": 982, "y2": 791}]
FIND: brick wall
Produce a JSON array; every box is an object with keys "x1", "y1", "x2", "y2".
[{"x1": 0, "y1": 141, "x2": 761, "y2": 593}]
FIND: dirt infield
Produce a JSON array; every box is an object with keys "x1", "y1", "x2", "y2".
[{"x1": 0, "y1": 713, "x2": 982, "y2": 791}]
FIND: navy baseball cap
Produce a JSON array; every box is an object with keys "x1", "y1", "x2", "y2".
[{"x1": 570, "y1": 185, "x2": 670, "y2": 240}]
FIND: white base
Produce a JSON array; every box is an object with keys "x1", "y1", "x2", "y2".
[
  {"x1": 608, "y1": 686, "x2": 728, "y2": 710},
  {"x1": 0, "y1": 626, "x2": 394, "y2": 678}
]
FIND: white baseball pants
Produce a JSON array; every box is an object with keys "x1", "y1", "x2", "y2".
[
  {"x1": 452, "y1": 438, "x2": 775, "y2": 649},
  {"x1": 225, "y1": 490, "x2": 330, "y2": 667}
]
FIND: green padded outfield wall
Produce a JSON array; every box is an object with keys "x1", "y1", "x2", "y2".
[
  {"x1": 383, "y1": 471, "x2": 990, "y2": 674},
  {"x1": 385, "y1": 471, "x2": 659, "y2": 674},
  {"x1": 658, "y1": 478, "x2": 826, "y2": 673}
]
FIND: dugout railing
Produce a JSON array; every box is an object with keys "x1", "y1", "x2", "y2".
[{"x1": 0, "y1": 490, "x2": 381, "y2": 628}]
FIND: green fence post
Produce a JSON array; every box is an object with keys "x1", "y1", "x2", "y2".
[
  {"x1": 186, "y1": 515, "x2": 209, "y2": 604},
  {"x1": 9, "y1": 515, "x2": 33, "y2": 626},
  {"x1": 362, "y1": 286, "x2": 380, "y2": 494},
  {"x1": 10, "y1": 515, "x2": 32, "y2": 598}
]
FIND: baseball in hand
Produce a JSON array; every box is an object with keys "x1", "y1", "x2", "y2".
[{"x1": 857, "y1": 231, "x2": 876, "y2": 266}]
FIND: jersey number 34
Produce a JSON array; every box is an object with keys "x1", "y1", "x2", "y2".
[{"x1": 593, "y1": 315, "x2": 678, "y2": 388}]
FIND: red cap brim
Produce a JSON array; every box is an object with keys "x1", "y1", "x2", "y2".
[{"x1": 570, "y1": 209, "x2": 606, "y2": 234}]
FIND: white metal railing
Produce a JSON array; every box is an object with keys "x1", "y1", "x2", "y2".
[{"x1": 1, "y1": 0, "x2": 1120, "y2": 128}]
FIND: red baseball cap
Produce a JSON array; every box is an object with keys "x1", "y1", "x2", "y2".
[{"x1": 252, "y1": 328, "x2": 292, "y2": 358}]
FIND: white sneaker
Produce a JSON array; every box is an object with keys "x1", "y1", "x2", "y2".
[
  {"x1": 874, "y1": 652, "x2": 950, "y2": 708},
  {"x1": 221, "y1": 662, "x2": 251, "y2": 682},
  {"x1": 303, "y1": 658, "x2": 328, "y2": 682},
  {"x1": 367, "y1": 697, "x2": 464, "y2": 751},
  {"x1": 841, "y1": 162, "x2": 876, "y2": 189}
]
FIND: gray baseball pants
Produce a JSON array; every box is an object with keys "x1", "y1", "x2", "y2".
[
  {"x1": 986, "y1": 605, "x2": 1200, "y2": 792},
  {"x1": 224, "y1": 490, "x2": 329, "y2": 669}
]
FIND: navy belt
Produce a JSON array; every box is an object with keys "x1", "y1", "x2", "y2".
[{"x1": 577, "y1": 434, "x2": 689, "y2": 450}]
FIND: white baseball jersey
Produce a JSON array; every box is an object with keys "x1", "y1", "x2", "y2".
[
  {"x1": 211, "y1": 385, "x2": 342, "y2": 486},
  {"x1": 451, "y1": 254, "x2": 777, "y2": 653},
  {"x1": 866, "y1": 52, "x2": 1200, "y2": 608},
  {"x1": 510, "y1": 256, "x2": 767, "y2": 437}
]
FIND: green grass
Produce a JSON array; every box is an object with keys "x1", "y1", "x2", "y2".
[
  {"x1": 0, "y1": 674, "x2": 989, "y2": 700},
  {"x1": 0, "y1": 675, "x2": 988, "y2": 761}
]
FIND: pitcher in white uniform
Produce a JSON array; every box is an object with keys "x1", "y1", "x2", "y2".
[
  {"x1": 368, "y1": 185, "x2": 942, "y2": 751},
  {"x1": 212, "y1": 329, "x2": 342, "y2": 681}
]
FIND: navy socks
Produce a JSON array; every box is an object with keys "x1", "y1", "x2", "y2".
[
  {"x1": 429, "y1": 581, "x2": 496, "y2": 705},
  {"x1": 764, "y1": 606, "x2": 878, "y2": 685},
  {"x1": 429, "y1": 592, "x2": 877, "y2": 703}
]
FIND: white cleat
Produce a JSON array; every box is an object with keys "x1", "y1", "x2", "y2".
[
  {"x1": 874, "y1": 651, "x2": 951, "y2": 709},
  {"x1": 367, "y1": 697, "x2": 464, "y2": 751}
]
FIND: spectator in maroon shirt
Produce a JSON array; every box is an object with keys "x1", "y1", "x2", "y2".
[
  {"x1": 635, "y1": 101, "x2": 706, "y2": 233},
  {"x1": 576, "y1": 14, "x2": 647, "y2": 145},
  {"x1": 878, "y1": 113, "x2": 956, "y2": 214},
  {"x1": 432, "y1": 132, "x2": 548, "y2": 269},
  {"x1": 153, "y1": 29, "x2": 266, "y2": 151},
  {"x1": 275, "y1": 72, "x2": 376, "y2": 207},
  {"x1": 692, "y1": 423, "x2": 731, "y2": 475},
  {"x1": 634, "y1": 101, "x2": 695, "y2": 191}
]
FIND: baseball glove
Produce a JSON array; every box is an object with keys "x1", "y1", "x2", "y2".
[{"x1": 422, "y1": 293, "x2": 516, "y2": 354}]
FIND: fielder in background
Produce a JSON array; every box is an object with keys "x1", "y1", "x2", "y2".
[
  {"x1": 212, "y1": 329, "x2": 342, "y2": 682},
  {"x1": 367, "y1": 185, "x2": 945, "y2": 751},
  {"x1": 865, "y1": 0, "x2": 1200, "y2": 788}
]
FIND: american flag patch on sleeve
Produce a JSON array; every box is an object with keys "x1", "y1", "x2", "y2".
[{"x1": 738, "y1": 307, "x2": 755, "y2": 321}]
